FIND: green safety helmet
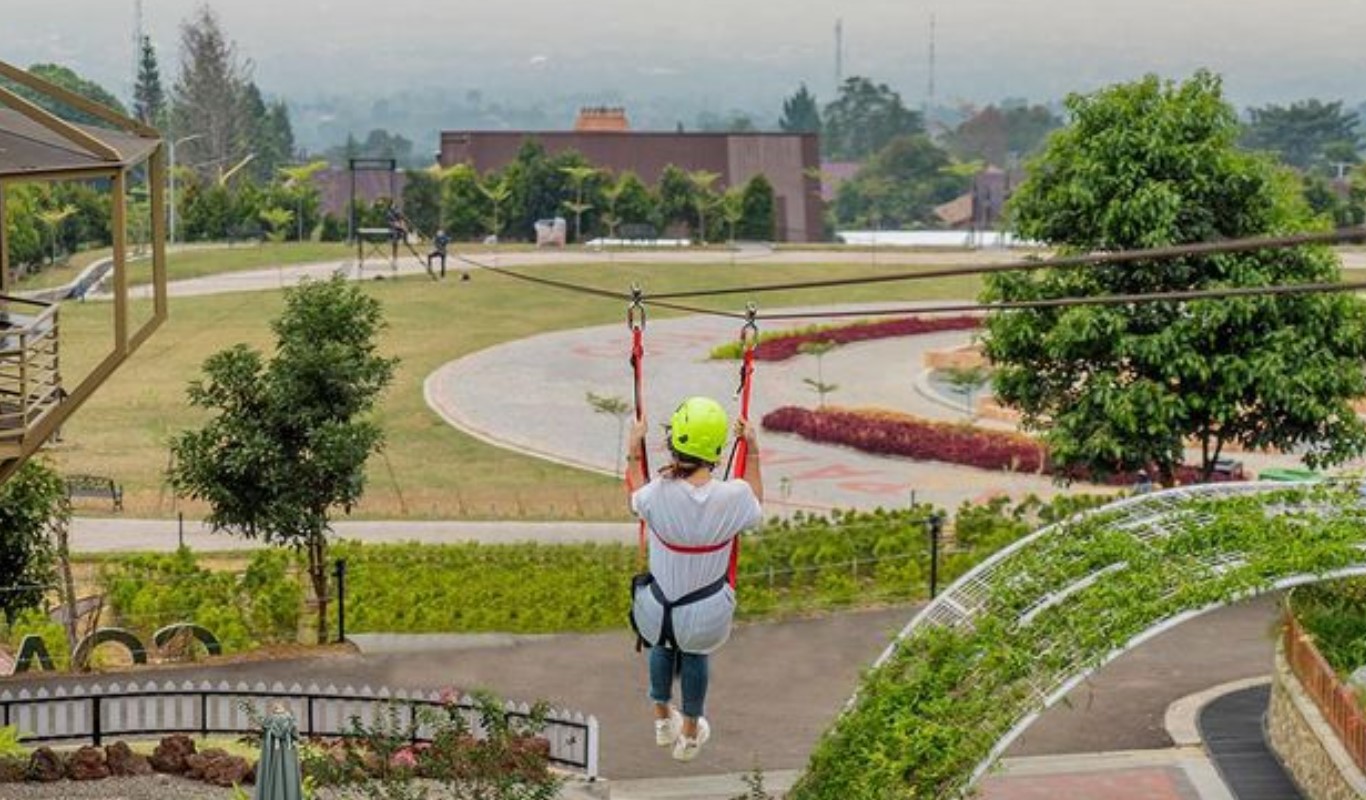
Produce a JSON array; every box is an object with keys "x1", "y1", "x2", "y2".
[{"x1": 669, "y1": 397, "x2": 729, "y2": 464}]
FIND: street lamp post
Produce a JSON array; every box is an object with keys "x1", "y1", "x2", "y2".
[{"x1": 167, "y1": 133, "x2": 203, "y2": 244}]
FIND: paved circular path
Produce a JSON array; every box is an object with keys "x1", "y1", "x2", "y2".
[{"x1": 425, "y1": 304, "x2": 1090, "y2": 513}]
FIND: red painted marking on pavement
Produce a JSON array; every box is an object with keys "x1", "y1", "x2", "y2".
[
  {"x1": 752, "y1": 447, "x2": 814, "y2": 467},
  {"x1": 838, "y1": 481, "x2": 909, "y2": 496},
  {"x1": 789, "y1": 464, "x2": 879, "y2": 481}
]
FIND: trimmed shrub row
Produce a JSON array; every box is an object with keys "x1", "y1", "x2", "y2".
[
  {"x1": 763, "y1": 406, "x2": 1046, "y2": 473},
  {"x1": 762, "y1": 406, "x2": 1246, "y2": 486},
  {"x1": 711, "y1": 315, "x2": 982, "y2": 362}
]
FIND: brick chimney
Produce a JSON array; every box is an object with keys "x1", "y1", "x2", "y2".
[{"x1": 574, "y1": 106, "x2": 630, "y2": 132}]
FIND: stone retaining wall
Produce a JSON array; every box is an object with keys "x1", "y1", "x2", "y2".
[{"x1": 1267, "y1": 641, "x2": 1366, "y2": 800}]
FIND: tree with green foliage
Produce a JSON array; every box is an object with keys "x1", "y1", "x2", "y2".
[
  {"x1": 780, "y1": 84, "x2": 821, "y2": 134},
  {"x1": 822, "y1": 77, "x2": 922, "y2": 160},
  {"x1": 611, "y1": 172, "x2": 658, "y2": 230},
  {"x1": 273, "y1": 160, "x2": 327, "y2": 242},
  {"x1": 437, "y1": 163, "x2": 488, "y2": 239},
  {"x1": 657, "y1": 165, "x2": 698, "y2": 234},
  {"x1": 133, "y1": 36, "x2": 166, "y2": 127},
  {"x1": 400, "y1": 169, "x2": 443, "y2": 237},
  {"x1": 688, "y1": 170, "x2": 722, "y2": 243},
  {"x1": 238, "y1": 82, "x2": 295, "y2": 181},
  {"x1": 983, "y1": 71, "x2": 1366, "y2": 485},
  {"x1": 0, "y1": 64, "x2": 126, "y2": 126},
  {"x1": 169, "y1": 276, "x2": 397, "y2": 641},
  {"x1": 942, "y1": 365, "x2": 992, "y2": 421},
  {"x1": 1243, "y1": 99, "x2": 1361, "y2": 172},
  {"x1": 2, "y1": 186, "x2": 45, "y2": 272},
  {"x1": 833, "y1": 134, "x2": 966, "y2": 228},
  {"x1": 946, "y1": 103, "x2": 1061, "y2": 167},
  {"x1": 0, "y1": 460, "x2": 65, "y2": 627},
  {"x1": 34, "y1": 205, "x2": 76, "y2": 265},
  {"x1": 798, "y1": 340, "x2": 839, "y2": 408},
  {"x1": 560, "y1": 165, "x2": 600, "y2": 243},
  {"x1": 478, "y1": 176, "x2": 512, "y2": 240},
  {"x1": 738, "y1": 175, "x2": 777, "y2": 240}
]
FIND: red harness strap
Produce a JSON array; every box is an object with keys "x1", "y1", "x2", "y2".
[
  {"x1": 653, "y1": 530, "x2": 735, "y2": 555},
  {"x1": 627, "y1": 292, "x2": 649, "y2": 567},
  {"x1": 721, "y1": 307, "x2": 760, "y2": 587}
]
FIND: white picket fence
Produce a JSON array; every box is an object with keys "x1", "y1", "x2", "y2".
[{"x1": 0, "y1": 680, "x2": 599, "y2": 778}]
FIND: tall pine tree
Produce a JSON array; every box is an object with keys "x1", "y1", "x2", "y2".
[
  {"x1": 780, "y1": 84, "x2": 821, "y2": 134},
  {"x1": 133, "y1": 36, "x2": 166, "y2": 128}
]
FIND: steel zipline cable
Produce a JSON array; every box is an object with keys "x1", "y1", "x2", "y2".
[
  {"x1": 456, "y1": 224, "x2": 1366, "y2": 321},
  {"x1": 647, "y1": 224, "x2": 1366, "y2": 300}
]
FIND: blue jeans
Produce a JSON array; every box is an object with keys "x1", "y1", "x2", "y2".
[{"x1": 648, "y1": 646, "x2": 709, "y2": 719}]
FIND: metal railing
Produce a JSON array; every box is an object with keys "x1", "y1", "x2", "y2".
[
  {"x1": 0, "y1": 294, "x2": 60, "y2": 444},
  {"x1": 0, "y1": 680, "x2": 599, "y2": 778},
  {"x1": 1283, "y1": 612, "x2": 1366, "y2": 775}
]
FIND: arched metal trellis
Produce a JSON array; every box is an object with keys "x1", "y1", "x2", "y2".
[{"x1": 797, "y1": 481, "x2": 1366, "y2": 799}]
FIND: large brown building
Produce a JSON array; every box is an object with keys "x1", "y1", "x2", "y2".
[{"x1": 438, "y1": 109, "x2": 823, "y2": 242}]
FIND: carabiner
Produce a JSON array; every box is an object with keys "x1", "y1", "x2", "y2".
[
  {"x1": 627, "y1": 284, "x2": 647, "y2": 330},
  {"x1": 739, "y1": 301, "x2": 759, "y2": 348}
]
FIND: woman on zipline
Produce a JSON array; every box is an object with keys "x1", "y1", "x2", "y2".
[{"x1": 626, "y1": 397, "x2": 763, "y2": 762}]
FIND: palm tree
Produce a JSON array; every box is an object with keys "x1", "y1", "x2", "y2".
[
  {"x1": 478, "y1": 177, "x2": 512, "y2": 241},
  {"x1": 687, "y1": 170, "x2": 722, "y2": 244},
  {"x1": 560, "y1": 165, "x2": 600, "y2": 244},
  {"x1": 35, "y1": 205, "x2": 77, "y2": 266}
]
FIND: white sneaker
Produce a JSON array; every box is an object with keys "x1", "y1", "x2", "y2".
[
  {"x1": 672, "y1": 717, "x2": 710, "y2": 762},
  {"x1": 654, "y1": 707, "x2": 683, "y2": 746}
]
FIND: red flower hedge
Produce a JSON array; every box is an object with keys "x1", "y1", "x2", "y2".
[
  {"x1": 751, "y1": 315, "x2": 982, "y2": 362},
  {"x1": 762, "y1": 406, "x2": 1046, "y2": 473},
  {"x1": 761, "y1": 406, "x2": 1246, "y2": 485}
]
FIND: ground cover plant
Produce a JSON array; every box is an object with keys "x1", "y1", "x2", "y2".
[
  {"x1": 792, "y1": 484, "x2": 1366, "y2": 799},
  {"x1": 709, "y1": 314, "x2": 981, "y2": 361},
  {"x1": 52, "y1": 250, "x2": 985, "y2": 517},
  {"x1": 21, "y1": 497, "x2": 1084, "y2": 654},
  {"x1": 1290, "y1": 578, "x2": 1366, "y2": 678},
  {"x1": 98, "y1": 548, "x2": 301, "y2": 652}
]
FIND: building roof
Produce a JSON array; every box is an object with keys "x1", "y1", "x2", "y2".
[
  {"x1": 0, "y1": 109, "x2": 159, "y2": 178},
  {"x1": 0, "y1": 58, "x2": 160, "y2": 180},
  {"x1": 934, "y1": 192, "x2": 975, "y2": 227}
]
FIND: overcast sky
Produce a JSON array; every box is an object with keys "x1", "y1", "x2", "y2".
[{"x1": 4, "y1": 0, "x2": 1364, "y2": 112}]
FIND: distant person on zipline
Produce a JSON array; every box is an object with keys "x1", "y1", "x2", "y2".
[
  {"x1": 385, "y1": 202, "x2": 408, "y2": 264},
  {"x1": 626, "y1": 397, "x2": 763, "y2": 762},
  {"x1": 428, "y1": 228, "x2": 451, "y2": 279}
]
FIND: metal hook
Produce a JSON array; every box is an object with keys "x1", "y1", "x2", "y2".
[
  {"x1": 739, "y1": 301, "x2": 759, "y2": 346},
  {"x1": 627, "y1": 284, "x2": 646, "y2": 329}
]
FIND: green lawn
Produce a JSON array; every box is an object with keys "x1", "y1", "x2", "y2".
[{"x1": 51, "y1": 254, "x2": 984, "y2": 518}]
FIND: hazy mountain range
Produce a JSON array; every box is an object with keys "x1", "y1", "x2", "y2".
[{"x1": 5, "y1": 0, "x2": 1365, "y2": 153}]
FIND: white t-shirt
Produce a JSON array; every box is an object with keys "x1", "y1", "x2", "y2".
[{"x1": 630, "y1": 476, "x2": 763, "y2": 654}]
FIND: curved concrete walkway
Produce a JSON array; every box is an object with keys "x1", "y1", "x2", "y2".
[{"x1": 426, "y1": 303, "x2": 1102, "y2": 513}]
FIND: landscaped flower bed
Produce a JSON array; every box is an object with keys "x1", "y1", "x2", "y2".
[
  {"x1": 763, "y1": 405, "x2": 1045, "y2": 472},
  {"x1": 710, "y1": 315, "x2": 982, "y2": 361},
  {"x1": 762, "y1": 406, "x2": 1246, "y2": 486}
]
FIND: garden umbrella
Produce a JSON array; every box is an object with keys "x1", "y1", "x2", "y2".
[{"x1": 254, "y1": 709, "x2": 304, "y2": 800}]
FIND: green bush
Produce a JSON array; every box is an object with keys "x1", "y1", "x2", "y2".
[
  {"x1": 340, "y1": 499, "x2": 1068, "y2": 635},
  {"x1": 1291, "y1": 579, "x2": 1366, "y2": 677},
  {"x1": 98, "y1": 548, "x2": 302, "y2": 652},
  {"x1": 1, "y1": 607, "x2": 71, "y2": 669}
]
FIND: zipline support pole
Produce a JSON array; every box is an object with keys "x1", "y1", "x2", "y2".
[
  {"x1": 927, "y1": 512, "x2": 944, "y2": 599},
  {"x1": 334, "y1": 558, "x2": 348, "y2": 643}
]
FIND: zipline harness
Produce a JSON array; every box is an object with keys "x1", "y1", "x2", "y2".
[{"x1": 627, "y1": 299, "x2": 760, "y2": 653}]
